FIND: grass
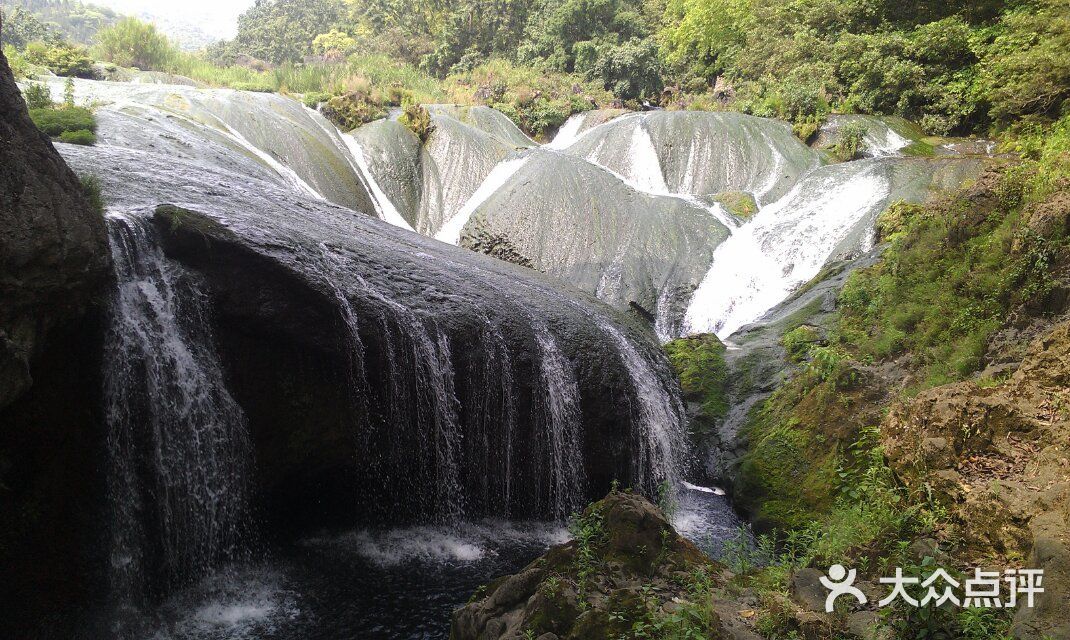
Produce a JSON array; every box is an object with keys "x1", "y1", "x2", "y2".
[
  {"x1": 79, "y1": 175, "x2": 105, "y2": 215},
  {"x1": 834, "y1": 164, "x2": 1067, "y2": 387}
]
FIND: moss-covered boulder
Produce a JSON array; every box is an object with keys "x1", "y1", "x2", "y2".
[{"x1": 451, "y1": 491, "x2": 756, "y2": 640}]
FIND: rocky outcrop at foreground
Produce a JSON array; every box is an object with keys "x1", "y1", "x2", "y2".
[
  {"x1": 0, "y1": 50, "x2": 111, "y2": 636},
  {"x1": 0, "y1": 51, "x2": 110, "y2": 409},
  {"x1": 885, "y1": 320, "x2": 1070, "y2": 640},
  {"x1": 451, "y1": 491, "x2": 760, "y2": 640}
]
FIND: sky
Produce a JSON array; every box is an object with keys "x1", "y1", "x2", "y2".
[{"x1": 92, "y1": 0, "x2": 255, "y2": 41}]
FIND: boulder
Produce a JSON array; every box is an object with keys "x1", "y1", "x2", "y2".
[{"x1": 451, "y1": 491, "x2": 735, "y2": 640}]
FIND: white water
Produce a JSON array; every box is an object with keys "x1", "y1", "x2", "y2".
[
  {"x1": 684, "y1": 163, "x2": 891, "y2": 338},
  {"x1": 532, "y1": 324, "x2": 586, "y2": 519},
  {"x1": 340, "y1": 132, "x2": 418, "y2": 232},
  {"x1": 547, "y1": 113, "x2": 588, "y2": 149},
  {"x1": 435, "y1": 156, "x2": 530, "y2": 245},
  {"x1": 595, "y1": 319, "x2": 686, "y2": 493},
  {"x1": 305, "y1": 520, "x2": 569, "y2": 568},
  {"x1": 104, "y1": 213, "x2": 254, "y2": 606},
  {"x1": 205, "y1": 114, "x2": 325, "y2": 201}
]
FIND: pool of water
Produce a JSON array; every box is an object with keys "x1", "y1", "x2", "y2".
[{"x1": 127, "y1": 486, "x2": 745, "y2": 640}]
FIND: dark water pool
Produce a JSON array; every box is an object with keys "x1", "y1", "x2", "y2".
[{"x1": 133, "y1": 486, "x2": 744, "y2": 640}]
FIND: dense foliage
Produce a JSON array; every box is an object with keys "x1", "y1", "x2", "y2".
[
  {"x1": 0, "y1": 0, "x2": 120, "y2": 45},
  {"x1": 93, "y1": 17, "x2": 175, "y2": 70}
]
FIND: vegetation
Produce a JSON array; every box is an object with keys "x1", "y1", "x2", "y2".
[
  {"x1": 0, "y1": 0, "x2": 120, "y2": 45},
  {"x1": 664, "y1": 334, "x2": 729, "y2": 448},
  {"x1": 22, "y1": 80, "x2": 97, "y2": 144},
  {"x1": 79, "y1": 174, "x2": 104, "y2": 215},
  {"x1": 93, "y1": 17, "x2": 175, "y2": 70},
  {"x1": 21, "y1": 40, "x2": 92, "y2": 77}
]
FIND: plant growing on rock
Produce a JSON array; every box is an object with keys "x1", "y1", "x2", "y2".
[{"x1": 400, "y1": 102, "x2": 434, "y2": 142}]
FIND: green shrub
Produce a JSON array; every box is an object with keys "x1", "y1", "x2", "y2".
[
  {"x1": 58, "y1": 129, "x2": 96, "y2": 145},
  {"x1": 94, "y1": 17, "x2": 177, "y2": 71},
  {"x1": 21, "y1": 82, "x2": 52, "y2": 110},
  {"x1": 29, "y1": 105, "x2": 96, "y2": 137},
  {"x1": 833, "y1": 121, "x2": 868, "y2": 161},
  {"x1": 22, "y1": 41, "x2": 94, "y2": 78},
  {"x1": 400, "y1": 102, "x2": 435, "y2": 142}
]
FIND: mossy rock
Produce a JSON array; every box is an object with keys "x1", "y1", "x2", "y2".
[{"x1": 712, "y1": 191, "x2": 758, "y2": 220}]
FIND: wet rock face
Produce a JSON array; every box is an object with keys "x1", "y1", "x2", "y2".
[
  {"x1": 451, "y1": 491, "x2": 749, "y2": 640},
  {"x1": 884, "y1": 321, "x2": 1070, "y2": 640},
  {"x1": 0, "y1": 52, "x2": 110, "y2": 409},
  {"x1": 461, "y1": 149, "x2": 729, "y2": 330},
  {"x1": 0, "y1": 50, "x2": 111, "y2": 637}
]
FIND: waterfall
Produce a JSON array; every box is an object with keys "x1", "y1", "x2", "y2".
[
  {"x1": 684, "y1": 161, "x2": 892, "y2": 338},
  {"x1": 103, "y1": 213, "x2": 254, "y2": 607},
  {"x1": 594, "y1": 318, "x2": 686, "y2": 494},
  {"x1": 547, "y1": 113, "x2": 587, "y2": 149},
  {"x1": 531, "y1": 324, "x2": 585, "y2": 519},
  {"x1": 340, "y1": 132, "x2": 418, "y2": 232}
]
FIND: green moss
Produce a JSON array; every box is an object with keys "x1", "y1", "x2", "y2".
[
  {"x1": 664, "y1": 334, "x2": 728, "y2": 444},
  {"x1": 781, "y1": 325, "x2": 821, "y2": 362},
  {"x1": 835, "y1": 168, "x2": 1068, "y2": 386},
  {"x1": 712, "y1": 191, "x2": 758, "y2": 220}
]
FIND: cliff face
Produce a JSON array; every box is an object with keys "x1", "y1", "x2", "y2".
[
  {"x1": 0, "y1": 50, "x2": 111, "y2": 635},
  {"x1": 0, "y1": 49, "x2": 110, "y2": 409}
]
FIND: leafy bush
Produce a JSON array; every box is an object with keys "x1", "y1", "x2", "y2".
[
  {"x1": 58, "y1": 129, "x2": 96, "y2": 145},
  {"x1": 21, "y1": 82, "x2": 52, "y2": 110},
  {"x1": 781, "y1": 326, "x2": 821, "y2": 362},
  {"x1": 833, "y1": 121, "x2": 868, "y2": 161},
  {"x1": 94, "y1": 18, "x2": 176, "y2": 71},
  {"x1": 400, "y1": 102, "x2": 434, "y2": 142},
  {"x1": 22, "y1": 41, "x2": 94, "y2": 77},
  {"x1": 29, "y1": 105, "x2": 96, "y2": 137}
]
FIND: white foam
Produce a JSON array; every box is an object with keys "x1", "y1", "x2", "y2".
[
  {"x1": 682, "y1": 481, "x2": 726, "y2": 496},
  {"x1": 304, "y1": 520, "x2": 569, "y2": 568},
  {"x1": 547, "y1": 113, "x2": 588, "y2": 150}
]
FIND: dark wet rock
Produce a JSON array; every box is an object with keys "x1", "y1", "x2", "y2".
[
  {"x1": 0, "y1": 49, "x2": 111, "y2": 637},
  {"x1": 0, "y1": 53, "x2": 110, "y2": 409}
]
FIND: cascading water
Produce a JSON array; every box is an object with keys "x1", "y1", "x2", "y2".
[
  {"x1": 594, "y1": 318, "x2": 687, "y2": 495},
  {"x1": 436, "y1": 156, "x2": 530, "y2": 245},
  {"x1": 103, "y1": 213, "x2": 254, "y2": 609},
  {"x1": 684, "y1": 160, "x2": 893, "y2": 338},
  {"x1": 530, "y1": 324, "x2": 586, "y2": 519}
]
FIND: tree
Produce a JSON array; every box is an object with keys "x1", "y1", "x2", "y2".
[
  {"x1": 0, "y1": 6, "x2": 61, "y2": 48},
  {"x1": 658, "y1": 0, "x2": 751, "y2": 81},
  {"x1": 94, "y1": 17, "x2": 176, "y2": 71},
  {"x1": 235, "y1": 0, "x2": 346, "y2": 63},
  {"x1": 982, "y1": 0, "x2": 1070, "y2": 123}
]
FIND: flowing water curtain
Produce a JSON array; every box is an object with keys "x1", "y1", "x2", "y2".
[{"x1": 103, "y1": 213, "x2": 255, "y2": 607}]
